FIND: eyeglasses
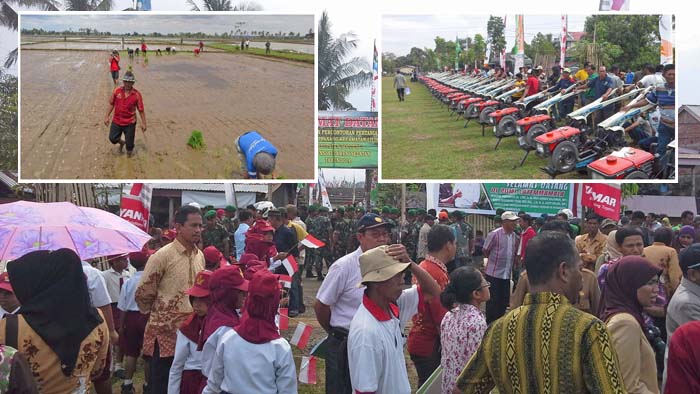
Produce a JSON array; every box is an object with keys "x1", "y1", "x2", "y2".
[
  {"x1": 687, "y1": 262, "x2": 700, "y2": 270},
  {"x1": 477, "y1": 281, "x2": 491, "y2": 290}
]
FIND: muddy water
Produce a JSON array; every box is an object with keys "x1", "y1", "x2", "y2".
[
  {"x1": 20, "y1": 51, "x2": 314, "y2": 180},
  {"x1": 22, "y1": 42, "x2": 224, "y2": 52}
]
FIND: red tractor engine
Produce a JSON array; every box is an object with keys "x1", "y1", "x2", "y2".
[
  {"x1": 587, "y1": 147, "x2": 655, "y2": 179},
  {"x1": 515, "y1": 114, "x2": 554, "y2": 150},
  {"x1": 534, "y1": 126, "x2": 582, "y2": 158},
  {"x1": 476, "y1": 100, "x2": 502, "y2": 123}
]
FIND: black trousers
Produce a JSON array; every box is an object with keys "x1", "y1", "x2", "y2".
[
  {"x1": 109, "y1": 122, "x2": 136, "y2": 151},
  {"x1": 397, "y1": 88, "x2": 405, "y2": 101},
  {"x1": 485, "y1": 274, "x2": 510, "y2": 324},
  {"x1": 410, "y1": 342, "x2": 441, "y2": 387},
  {"x1": 325, "y1": 329, "x2": 351, "y2": 394},
  {"x1": 149, "y1": 341, "x2": 174, "y2": 394}
]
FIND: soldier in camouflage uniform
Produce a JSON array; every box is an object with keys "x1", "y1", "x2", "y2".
[
  {"x1": 316, "y1": 206, "x2": 334, "y2": 279},
  {"x1": 304, "y1": 205, "x2": 320, "y2": 278},
  {"x1": 220, "y1": 205, "x2": 239, "y2": 258},
  {"x1": 403, "y1": 209, "x2": 419, "y2": 262},
  {"x1": 332, "y1": 207, "x2": 352, "y2": 262},
  {"x1": 201, "y1": 209, "x2": 230, "y2": 259},
  {"x1": 450, "y1": 210, "x2": 474, "y2": 270}
]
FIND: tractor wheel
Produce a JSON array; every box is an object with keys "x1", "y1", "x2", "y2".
[
  {"x1": 551, "y1": 141, "x2": 579, "y2": 174},
  {"x1": 625, "y1": 171, "x2": 649, "y2": 179},
  {"x1": 496, "y1": 115, "x2": 518, "y2": 137},
  {"x1": 479, "y1": 106, "x2": 496, "y2": 124},
  {"x1": 525, "y1": 123, "x2": 549, "y2": 149},
  {"x1": 465, "y1": 103, "x2": 479, "y2": 118}
]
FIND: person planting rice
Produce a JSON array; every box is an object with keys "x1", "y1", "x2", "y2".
[
  {"x1": 141, "y1": 41, "x2": 147, "y2": 56},
  {"x1": 235, "y1": 130, "x2": 278, "y2": 179},
  {"x1": 127, "y1": 48, "x2": 134, "y2": 60},
  {"x1": 109, "y1": 49, "x2": 120, "y2": 86},
  {"x1": 104, "y1": 71, "x2": 147, "y2": 158},
  {"x1": 194, "y1": 47, "x2": 200, "y2": 57}
]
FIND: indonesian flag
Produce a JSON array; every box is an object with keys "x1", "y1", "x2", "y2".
[
  {"x1": 278, "y1": 274, "x2": 292, "y2": 288},
  {"x1": 299, "y1": 356, "x2": 317, "y2": 384},
  {"x1": 278, "y1": 308, "x2": 289, "y2": 330},
  {"x1": 290, "y1": 322, "x2": 313, "y2": 349},
  {"x1": 119, "y1": 183, "x2": 152, "y2": 232},
  {"x1": 282, "y1": 255, "x2": 299, "y2": 275},
  {"x1": 301, "y1": 234, "x2": 325, "y2": 249},
  {"x1": 659, "y1": 15, "x2": 673, "y2": 65}
]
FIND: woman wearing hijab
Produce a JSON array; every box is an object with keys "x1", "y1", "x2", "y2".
[
  {"x1": 0, "y1": 249, "x2": 109, "y2": 394},
  {"x1": 244, "y1": 220, "x2": 280, "y2": 266},
  {"x1": 595, "y1": 230, "x2": 623, "y2": 275},
  {"x1": 198, "y1": 266, "x2": 249, "y2": 389},
  {"x1": 168, "y1": 270, "x2": 212, "y2": 394},
  {"x1": 601, "y1": 256, "x2": 662, "y2": 394},
  {"x1": 675, "y1": 225, "x2": 695, "y2": 253},
  {"x1": 203, "y1": 270, "x2": 296, "y2": 394}
]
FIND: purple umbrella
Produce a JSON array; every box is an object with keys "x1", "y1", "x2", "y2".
[{"x1": 0, "y1": 201, "x2": 152, "y2": 261}]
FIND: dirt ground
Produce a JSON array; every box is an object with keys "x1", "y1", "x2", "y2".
[{"x1": 20, "y1": 50, "x2": 314, "y2": 180}]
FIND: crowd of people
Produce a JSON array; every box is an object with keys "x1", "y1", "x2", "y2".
[{"x1": 1, "y1": 201, "x2": 700, "y2": 393}]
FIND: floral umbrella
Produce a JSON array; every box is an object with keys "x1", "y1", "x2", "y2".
[{"x1": 0, "y1": 201, "x2": 151, "y2": 261}]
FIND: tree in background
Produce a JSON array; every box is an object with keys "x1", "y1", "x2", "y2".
[
  {"x1": 486, "y1": 15, "x2": 506, "y2": 63},
  {"x1": 583, "y1": 15, "x2": 660, "y2": 70},
  {"x1": 318, "y1": 10, "x2": 372, "y2": 110},
  {"x1": 0, "y1": 70, "x2": 17, "y2": 170},
  {"x1": 63, "y1": 0, "x2": 112, "y2": 10},
  {"x1": 465, "y1": 34, "x2": 486, "y2": 67}
]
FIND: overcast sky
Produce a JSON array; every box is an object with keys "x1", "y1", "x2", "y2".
[
  {"x1": 383, "y1": 15, "x2": 586, "y2": 57},
  {"x1": 21, "y1": 14, "x2": 312, "y2": 35}
]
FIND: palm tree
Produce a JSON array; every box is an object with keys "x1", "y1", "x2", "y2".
[
  {"x1": 318, "y1": 10, "x2": 372, "y2": 111},
  {"x1": 187, "y1": 0, "x2": 232, "y2": 11},
  {"x1": 63, "y1": 0, "x2": 112, "y2": 10},
  {"x1": 233, "y1": 1, "x2": 261, "y2": 10}
]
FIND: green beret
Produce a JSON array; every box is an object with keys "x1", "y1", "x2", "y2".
[
  {"x1": 204, "y1": 210, "x2": 217, "y2": 219},
  {"x1": 417, "y1": 208, "x2": 427, "y2": 215},
  {"x1": 390, "y1": 208, "x2": 400, "y2": 215},
  {"x1": 356, "y1": 207, "x2": 365, "y2": 213},
  {"x1": 319, "y1": 206, "x2": 329, "y2": 212},
  {"x1": 453, "y1": 210, "x2": 464, "y2": 219},
  {"x1": 381, "y1": 206, "x2": 391, "y2": 214},
  {"x1": 495, "y1": 208, "x2": 505, "y2": 216},
  {"x1": 407, "y1": 209, "x2": 417, "y2": 216},
  {"x1": 308, "y1": 205, "x2": 318, "y2": 212},
  {"x1": 225, "y1": 205, "x2": 237, "y2": 212},
  {"x1": 337, "y1": 207, "x2": 345, "y2": 214}
]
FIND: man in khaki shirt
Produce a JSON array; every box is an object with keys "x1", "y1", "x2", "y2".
[
  {"x1": 643, "y1": 227, "x2": 681, "y2": 297},
  {"x1": 136, "y1": 205, "x2": 205, "y2": 394},
  {"x1": 575, "y1": 215, "x2": 607, "y2": 272}
]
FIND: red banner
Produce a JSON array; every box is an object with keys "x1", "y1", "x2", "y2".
[
  {"x1": 119, "y1": 183, "x2": 152, "y2": 232},
  {"x1": 581, "y1": 183, "x2": 621, "y2": 220}
]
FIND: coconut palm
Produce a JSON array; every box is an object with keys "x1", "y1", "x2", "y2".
[
  {"x1": 1, "y1": 0, "x2": 60, "y2": 68},
  {"x1": 63, "y1": 0, "x2": 112, "y2": 10},
  {"x1": 318, "y1": 10, "x2": 372, "y2": 111},
  {"x1": 187, "y1": 0, "x2": 232, "y2": 11}
]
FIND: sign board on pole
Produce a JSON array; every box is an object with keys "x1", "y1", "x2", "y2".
[{"x1": 318, "y1": 111, "x2": 378, "y2": 168}]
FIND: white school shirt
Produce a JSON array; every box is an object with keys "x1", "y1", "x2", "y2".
[
  {"x1": 200, "y1": 325, "x2": 232, "y2": 378},
  {"x1": 315, "y1": 247, "x2": 364, "y2": 329},
  {"x1": 348, "y1": 286, "x2": 420, "y2": 394},
  {"x1": 168, "y1": 330, "x2": 204, "y2": 394},
  {"x1": 202, "y1": 330, "x2": 297, "y2": 394},
  {"x1": 101, "y1": 268, "x2": 129, "y2": 304},
  {"x1": 81, "y1": 261, "x2": 112, "y2": 308},
  {"x1": 117, "y1": 271, "x2": 143, "y2": 312}
]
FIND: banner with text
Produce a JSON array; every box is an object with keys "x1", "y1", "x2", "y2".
[
  {"x1": 119, "y1": 183, "x2": 152, "y2": 232},
  {"x1": 581, "y1": 183, "x2": 621, "y2": 220},
  {"x1": 435, "y1": 183, "x2": 574, "y2": 216},
  {"x1": 318, "y1": 111, "x2": 378, "y2": 168}
]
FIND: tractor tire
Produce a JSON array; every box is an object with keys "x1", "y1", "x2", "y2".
[
  {"x1": 551, "y1": 141, "x2": 578, "y2": 174},
  {"x1": 496, "y1": 115, "x2": 518, "y2": 137},
  {"x1": 479, "y1": 106, "x2": 496, "y2": 124},
  {"x1": 625, "y1": 171, "x2": 649, "y2": 179},
  {"x1": 525, "y1": 123, "x2": 549, "y2": 149},
  {"x1": 465, "y1": 103, "x2": 479, "y2": 118}
]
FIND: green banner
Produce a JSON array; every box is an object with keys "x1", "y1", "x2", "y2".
[
  {"x1": 484, "y1": 183, "x2": 572, "y2": 215},
  {"x1": 318, "y1": 111, "x2": 378, "y2": 168},
  {"x1": 437, "y1": 183, "x2": 573, "y2": 216}
]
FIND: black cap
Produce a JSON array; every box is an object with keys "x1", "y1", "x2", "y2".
[
  {"x1": 357, "y1": 213, "x2": 394, "y2": 232},
  {"x1": 680, "y1": 243, "x2": 700, "y2": 274},
  {"x1": 425, "y1": 214, "x2": 436, "y2": 221}
]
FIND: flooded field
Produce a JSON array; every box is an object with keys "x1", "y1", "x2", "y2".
[
  {"x1": 22, "y1": 41, "x2": 224, "y2": 52},
  {"x1": 20, "y1": 50, "x2": 314, "y2": 180}
]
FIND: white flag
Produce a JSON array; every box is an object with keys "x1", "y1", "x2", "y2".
[{"x1": 659, "y1": 15, "x2": 673, "y2": 65}]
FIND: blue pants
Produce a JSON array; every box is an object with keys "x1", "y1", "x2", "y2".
[
  {"x1": 289, "y1": 270, "x2": 303, "y2": 313},
  {"x1": 655, "y1": 122, "x2": 675, "y2": 156}
]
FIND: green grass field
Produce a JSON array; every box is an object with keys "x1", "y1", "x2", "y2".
[
  {"x1": 207, "y1": 43, "x2": 314, "y2": 64},
  {"x1": 381, "y1": 77, "x2": 582, "y2": 180}
]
